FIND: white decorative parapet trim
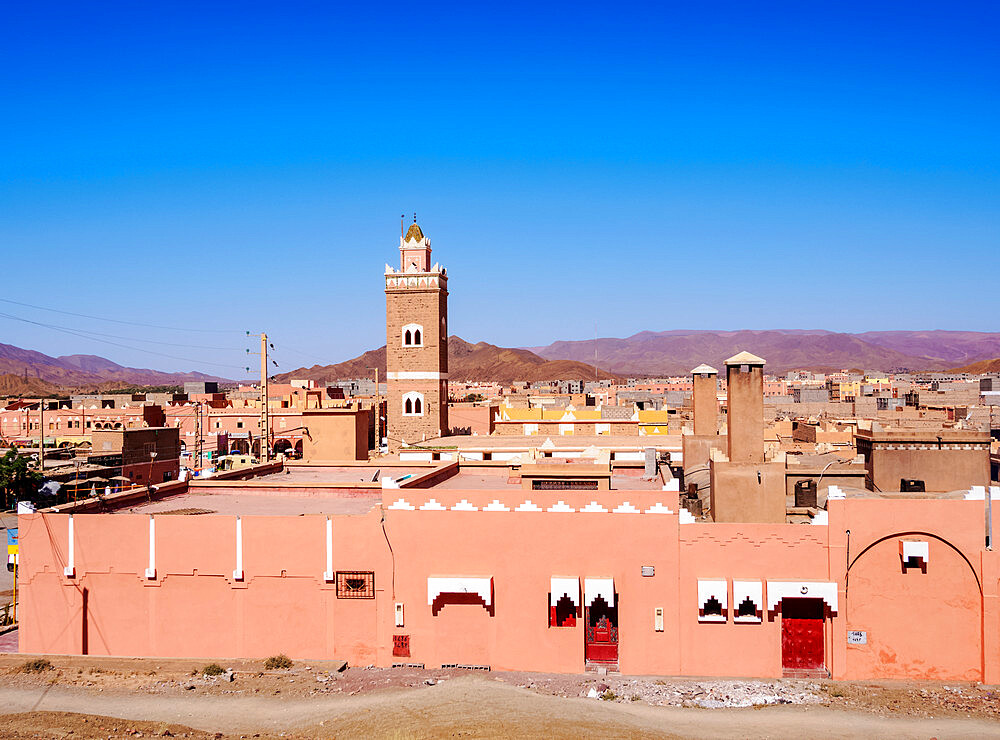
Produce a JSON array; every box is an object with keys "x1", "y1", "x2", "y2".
[
  {"x1": 323, "y1": 517, "x2": 334, "y2": 582},
  {"x1": 766, "y1": 581, "x2": 838, "y2": 614},
  {"x1": 826, "y1": 485, "x2": 846, "y2": 500},
  {"x1": 580, "y1": 501, "x2": 607, "y2": 513},
  {"x1": 381, "y1": 476, "x2": 400, "y2": 489},
  {"x1": 232, "y1": 516, "x2": 244, "y2": 581},
  {"x1": 550, "y1": 577, "x2": 580, "y2": 607},
  {"x1": 547, "y1": 501, "x2": 575, "y2": 512},
  {"x1": 483, "y1": 500, "x2": 509, "y2": 511},
  {"x1": 144, "y1": 516, "x2": 156, "y2": 579},
  {"x1": 427, "y1": 576, "x2": 493, "y2": 606},
  {"x1": 663, "y1": 479, "x2": 680, "y2": 491},
  {"x1": 387, "y1": 371, "x2": 449, "y2": 380},
  {"x1": 697, "y1": 579, "x2": 728, "y2": 622},
  {"x1": 584, "y1": 577, "x2": 615, "y2": 607},
  {"x1": 733, "y1": 580, "x2": 763, "y2": 623},
  {"x1": 63, "y1": 515, "x2": 75, "y2": 578},
  {"x1": 451, "y1": 499, "x2": 477, "y2": 511},
  {"x1": 964, "y1": 485, "x2": 1000, "y2": 500},
  {"x1": 612, "y1": 502, "x2": 640, "y2": 514},
  {"x1": 419, "y1": 499, "x2": 447, "y2": 511},
  {"x1": 678, "y1": 508, "x2": 696, "y2": 523},
  {"x1": 387, "y1": 498, "x2": 415, "y2": 510},
  {"x1": 811, "y1": 510, "x2": 829, "y2": 525},
  {"x1": 646, "y1": 502, "x2": 674, "y2": 514},
  {"x1": 515, "y1": 500, "x2": 543, "y2": 512}
]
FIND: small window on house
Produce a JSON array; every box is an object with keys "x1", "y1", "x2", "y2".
[
  {"x1": 702, "y1": 597, "x2": 723, "y2": 617},
  {"x1": 736, "y1": 598, "x2": 757, "y2": 618},
  {"x1": 237, "y1": 421, "x2": 244, "y2": 429},
  {"x1": 336, "y1": 571, "x2": 375, "y2": 599},
  {"x1": 549, "y1": 595, "x2": 577, "y2": 627}
]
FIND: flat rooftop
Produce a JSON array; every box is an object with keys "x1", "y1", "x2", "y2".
[
  {"x1": 118, "y1": 491, "x2": 380, "y2": 516},
  {"x1": 245, "y1": 465, "x2": 428, "y2": 485},
  {"x1": 419, "y1": 434, "x2": 682, "y2": 450}
]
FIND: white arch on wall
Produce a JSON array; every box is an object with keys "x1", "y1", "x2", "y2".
[
  {"x1": 402, "y1": 323, "x2": 424, "y2": 347},
  {"x1": 402, "y1": 391, "x2": 424, "y2": 416}
]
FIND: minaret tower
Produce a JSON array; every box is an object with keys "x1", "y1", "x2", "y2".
[{"x1": 384, "y1": 217, "x2": 449, "y2": 448}]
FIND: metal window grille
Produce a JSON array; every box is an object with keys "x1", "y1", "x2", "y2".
[{"x1": 336, "y1": 571, "x2": 375, "y2": 599}]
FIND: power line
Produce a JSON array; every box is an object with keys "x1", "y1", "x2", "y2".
[
  {"x1": 0, "y1": 297, "x2": 242, "y2": 334},
  {"x1": 0, "y1": 311, "x2": 248, "y2": 372}
]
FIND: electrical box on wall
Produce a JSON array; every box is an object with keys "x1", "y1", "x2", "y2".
[
  {"x1": 654, "y1": 607, "x2": 664, "y2": 632},
  {"x1": 395, "y1": 602, "x2": 405, "y2": 627}
]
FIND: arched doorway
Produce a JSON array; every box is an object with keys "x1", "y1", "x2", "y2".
[{"x1": 273, "y1": 439, "x2": 292, "y2": 456}]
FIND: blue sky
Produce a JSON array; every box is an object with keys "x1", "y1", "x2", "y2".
[{"x1": 1, "y1": 2, "x2": 997, "y2": 379}]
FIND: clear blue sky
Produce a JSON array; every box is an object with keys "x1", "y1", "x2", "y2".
[{"x1": 1, "y1": 1, "x2": 997, "y2": 379}]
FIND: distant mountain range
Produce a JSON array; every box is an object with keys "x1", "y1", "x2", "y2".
[
  {"x1": 3, "y1": 329, "x2": 1000, "y2": 398},
  {"x1": 273, "y1": 337, "x2": 617, "y2": 384},
  {"x1": 527, "y1": 330, "x2": 1000, "y2": 376},
  {"x1": 0, "y1": 342, "x2": 225, "y2": 392}
]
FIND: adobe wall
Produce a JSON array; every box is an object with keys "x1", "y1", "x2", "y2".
[
  {"x1": 709, "y1": 461, "x2": 785, "y2": 523},
  {"x1": 726, "y1": 364, "x2": 764, "y2": 463},
  {"x1": 681, "y1": 434, "x2": 727, "y2": 475},
  {"x1": 16, "y1": 491, "x2": 999, "y2": 682},
  {"x1": 869, "y1": 447, "x2": 989, "y2": 492},
  {"x1": 301, "y1": 411, "x2": 370, "y2": 462}
]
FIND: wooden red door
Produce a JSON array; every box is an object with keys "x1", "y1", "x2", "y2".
[
  {"x1": 781, "y1": 598, "x2": 825, "y2": 672},
  {"x1": 585, "y1": 599, "x2": 618, "y2": 664}
]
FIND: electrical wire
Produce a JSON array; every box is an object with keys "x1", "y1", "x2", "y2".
[
  {"x1": 0, "y1": 311, "x2": 246, "y2": 372},
  {"x1": 0, "y1": 297, "x2": 241, "y2": 333}
]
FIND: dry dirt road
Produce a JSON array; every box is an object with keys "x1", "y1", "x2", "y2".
[{"x1": 1, "y1": 676, "x2": 1000, "y2": 739}]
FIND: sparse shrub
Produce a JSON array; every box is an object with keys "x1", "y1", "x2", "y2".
[
  {"x1": 824, "y1": 685, "x2": 846, "y2": 698},
  {"x1": 600, "y1": 689, "x2": 617, "y2": 701},
  {"x1": 264, "y1": 654, "x2": 293, "y2": 670},
  {"x1": 630, "y1": 694, "x2": 642, "y2": 701},
  {"x1": 201, "y1": 663, "x2": 225, "y2": 676},
  {"x1": 21, "y1": 658, "x2": 52, "y2": 673}
]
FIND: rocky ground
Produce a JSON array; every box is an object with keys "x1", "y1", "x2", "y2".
[{"x1": 0, "y1": 655, "x2": 998, "y2": 738}]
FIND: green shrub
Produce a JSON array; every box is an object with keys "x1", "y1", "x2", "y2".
[
  {"x1": 201, "y1": 663, "x2": 225, "y2": 676},
  {"x1": 600, "y1": 689, "x2": 617, "y2": 701},
  {"x1": 264, "y1": 654, "x2": 293, "y2": 670}
]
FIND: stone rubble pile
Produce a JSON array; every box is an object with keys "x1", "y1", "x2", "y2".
[{"x1": 584, "y1": 678, "x2": 823, "y2": 708}]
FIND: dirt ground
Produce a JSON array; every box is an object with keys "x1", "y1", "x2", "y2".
[{"x1": 0, "y1": 654, "x2": 998, "y2": 738}]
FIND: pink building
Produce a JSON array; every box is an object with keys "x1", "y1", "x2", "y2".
[{"x1": 16, "y1": 472, "x2": 1000, "y2": 682}]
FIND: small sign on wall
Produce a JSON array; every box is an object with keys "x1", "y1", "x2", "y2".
[
  {"x1": 641, "y1": 565, "x2": 655, "y2": 577},
  {"x1": 847, "y1": 630, "x2": 867, "y2": 645}
]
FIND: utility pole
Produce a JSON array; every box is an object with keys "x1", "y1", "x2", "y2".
[
  {"x1": 374, "y1": 366, "x2": 380, "y2": 456},
  {"x1": 194, "y1": 401, "x2": 202, "y2": 474},
  {"x1": 38, "y1": 397, "x2": 44, "y2": 473},
  {"x1": 260, "y1": 332, "x2": 270, "y2": 462}
]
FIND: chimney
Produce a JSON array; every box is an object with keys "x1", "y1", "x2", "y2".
[
  {"x1": 724, "y1": 351, "x2": 766, "y2": 463},
  {"x1": 691, "y1": 364, "x2": 718, "y2": 436}
]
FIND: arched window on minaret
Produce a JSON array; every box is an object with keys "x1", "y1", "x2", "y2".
[
  {"x1": 414, "y1": 397, "x2": 422, "y2": 415},
  {"x1": 405, "y1": 397, "x2": 413, "y2": 414},
  {"x1": 402, "y1": 323, "x2": 423, "y2": 348}
]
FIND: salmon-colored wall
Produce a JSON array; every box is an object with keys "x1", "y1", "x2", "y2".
[{"x1": 17, "y1": 491, "x2": 998, "y2": 681}]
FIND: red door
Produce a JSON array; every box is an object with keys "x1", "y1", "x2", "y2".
[
  {"x1": 781, "y1": 598, "x2": 825, "y2": 673},
  {"x1": 585, "y1": 598, "x2": 618, "y2": 664}
]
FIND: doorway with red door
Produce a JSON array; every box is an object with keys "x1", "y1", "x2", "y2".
[{"x1": 780, "y1": 597, "x2": 826, "y2": 677}]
